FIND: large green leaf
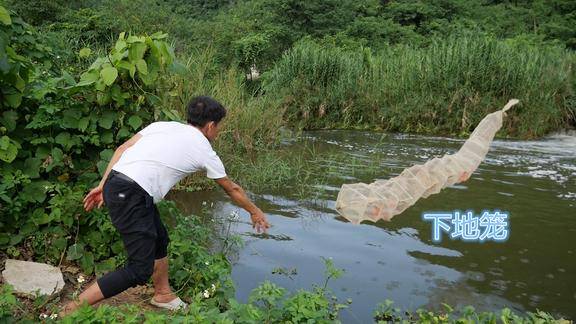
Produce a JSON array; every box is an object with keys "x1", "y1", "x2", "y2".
[
  {"x1": 100, "y1": 67, "x2": 118, "y2": 86},
  {"x1": 150, "y1": 32, "x2": 168, "y2": 39},
  {"x1": 10, "y1": 235, "x2": 22, "y2": 246},
  {"x1": 100, "y1": 148, "x2": 114, "y2": 161},
  {"x1": 89, "y1": 57, "x2": 105, "y2": 70},
  {"x1": 127, "y1": 115, "x2": 143, "y2": 130},
  {"x1": 14, "y1": 75, "x2": 25, "y2": 92},
  {"x1": 136, "y1": 59, "x2": 148, "y2": 75},
  {"x1": 51, "y1": 147, "x2": 64, "y2": 164},
  {"x1": 115, "y1": 39, "x2": 127, "y2": 53},
  {"x1": 117, "y1": 61, "x2": 133, "y2": 72},
  {"x1": 111, "y1": 240, "x2": 124, "y2": 254},
  {"x1": 0, "y1": 110, "x2": 18, "y2": 131},
  {"x1": 23, "y1": 157, "x2": 42, "y2": 178},
  {"x1": 99, "y1": 111, "x2": 117, "y2": 129},
  {"x1": 96, "y1": 160, "x2": 108, "y2": 176},
  {"x1": 0, "y1": 136, "x2": 17, "y2": 162},
  {"x1": 0, "y1": 6, "x2": 11, "y2": 25},
  {"x1": 128, "y1": 43, "x2": 147, "y2": 61},
  {"x1": 97, "y1": 149, "x2": 114, "y2": 175},
  {"x1": 21, "y1": 181, "x2": 49, "y2": 203},
  {"x1": 78, "y1": 117, "x2": 90, "y2": 132},
  {"x1": 76, "y1": 70, "x2": 99, "y2": 87},
  {"x1": 62, "y1": 108, "x2": 82, "y2": 129},
  {"x1": 80, "y1": 252, "x2": 95, "y2": 274},
  {"x1": 110, "y1": 85, "x2": 126, "y2": 106},
  {"x1": 53, "y1": 237, "x2": 67, "y2": 251},
  {"x1": 168, "y1": 61, "x2": 188, "y2": 75},
  {"x1": 101, "y1": 131, "x2": 114, "y2": 144},
  {"x1": 4, "y1": 93, "x2": 22, "y2": 108},
  {"x1": 66, "y1": 243, "x2": 85, "y2": 261},
  {"x1": 0, "y1": 135, "x2": 9, "y2": 150},
  {"x1": 116, "y1": 126, "x2": 131, "y2": 140},
  {"x1": 55, "y1": 132, "x2": 72, "y2": 150},
  {"x1": 126, "y1": 35, "x2": 145, "y2": 43},
  {"x1": 95, "y1": 80, "x2": 106, "y2": 92},
  {"x1": 79, "y1": 47, "x2": 92, "y2": 58},
  {"x1": 85, "y1": 231, "x2": 103, "y2": 248},
  {"x1": 95, "y1": 257, "x2": 117, "y2": 275},
  {"x1": 31, "y1": 208, "x2": 52, "y2": 225},
  {"x1": 61, "y1": 71, "x2": 76, "y2": 86},
  {"x1": 0, "y1": 233, "x2": 10, "y2": 246}
]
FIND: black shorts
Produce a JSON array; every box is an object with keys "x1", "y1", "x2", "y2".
[{"x1": 97, "y1": 170, "x2": 169, "y2": 298}]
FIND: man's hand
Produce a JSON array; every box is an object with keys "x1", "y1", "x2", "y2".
[
  {"x1": 250, "y1": 210, "x2": 270, "y2": 233},
  {"x1": 83, "y1": 186, "x2": 104, "y2": 212},
  {"x1": 85, "y1": 133, "x2": 141, "y2": 212},
  {"x1": 215, "y1": 177, "x2": 271, "y2": 233}
]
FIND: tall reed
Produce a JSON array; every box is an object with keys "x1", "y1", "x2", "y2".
[
  {"x1": 263, "y1": 37, "x2": 575, "y2": 138},
  {"x1": 163, "y1": 48, "x2": 287, "y2": 189}
]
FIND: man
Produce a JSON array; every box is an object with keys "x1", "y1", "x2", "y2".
[{"x1": 62, "y1": 96, "x2": 270, "y2": 314}]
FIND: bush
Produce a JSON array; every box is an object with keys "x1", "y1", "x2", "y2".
[{"x1": 0, "y1": 6, "x2": 184, "y2": 274}]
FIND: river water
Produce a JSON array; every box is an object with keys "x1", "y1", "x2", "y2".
[{"x1": 170, "y1": 131, "x2": 576, "y2": 323}]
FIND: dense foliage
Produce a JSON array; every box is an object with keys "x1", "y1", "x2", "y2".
[
  {"x1": 7, "y1": 0, "x2": 576, "y2": 68},
  {"x1": 4, "y1": 0, "x2": 575, "y2": 136},
  {"x1": 0, "y1": 5, "x2": 186, "y2": 276}
]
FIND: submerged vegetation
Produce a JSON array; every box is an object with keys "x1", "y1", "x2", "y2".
[{"x1": 1, "y1": 0, "x2": 575, "y2": 322}]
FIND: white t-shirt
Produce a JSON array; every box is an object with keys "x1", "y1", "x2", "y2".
[{"x1": 112, "y1": 121, "x2": 227, "y2": 203}]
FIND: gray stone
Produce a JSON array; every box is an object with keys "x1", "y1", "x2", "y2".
[{"x1": 2, "y1": 259, "x2": 65, "y2": 296}]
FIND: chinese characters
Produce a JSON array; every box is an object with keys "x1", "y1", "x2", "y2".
[{"x1": 423, "y1": 210, "x2": 509, "y2": 242}]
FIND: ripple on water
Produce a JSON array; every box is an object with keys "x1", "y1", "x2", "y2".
[
  {"x1": 465, "y1": 271, "x2": 486, "y2": 282},
  {"x1": 220, "y1": 131, "x2": 576, "y2": 321},
  {"x1": 557, "y1": 192, "x2": 576, "y2": 200}
]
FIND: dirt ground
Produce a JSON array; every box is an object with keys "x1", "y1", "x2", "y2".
[
  {"x1": 93, "y1": 286, "x2": 160, "y2": 312},
  {"x1": 59, "y1": 266, "x2": 161, "y2": 313},
  {"x1": 1, "y1": 260, "x2": 164, "y2": 319}
]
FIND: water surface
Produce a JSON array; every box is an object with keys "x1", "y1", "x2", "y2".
[{"x1": 171, "y1": 131, "x2": 576, "y2": 323}]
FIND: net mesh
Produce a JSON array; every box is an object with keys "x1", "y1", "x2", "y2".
[{"x1": 335, "y1": 99, "x2": 519, "y2": 224}]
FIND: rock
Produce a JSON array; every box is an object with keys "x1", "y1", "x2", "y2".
[{"x1": 2, "y1": 259, "x2": 65, "y2": 296}]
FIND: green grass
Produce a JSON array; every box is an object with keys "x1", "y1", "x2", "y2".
[
  {"x1": 263, "y1": 37, "x2": 575, "y2": 138},
  {"x1": 158, "y1": 48, "x2": 289, "y2": 191}
]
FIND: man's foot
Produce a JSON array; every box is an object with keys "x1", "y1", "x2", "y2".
[
  {"x1": 59, "y1": 301, "x2": 80, "y2": 318},
  {"x1": 152, "y1": 291, "x2": 178, "y2": 303},
  {"x1": 150, "y1": 296, "x2": 188, "y2": 311}
]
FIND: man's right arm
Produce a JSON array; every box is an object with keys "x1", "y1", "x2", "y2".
[
  {"x1": 215, "y1": 177, "x2": 270, "y2": 233},
  {"x1": 83, "y1": 133, "x2": 142, "y2": 211}
]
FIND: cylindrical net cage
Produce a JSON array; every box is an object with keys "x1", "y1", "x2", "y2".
[{"x1": 336, "y1": 99, "x2": 519, "y2": 224}]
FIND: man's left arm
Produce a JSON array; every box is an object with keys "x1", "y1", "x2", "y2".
[{"x1": 215, "y1": 177, "x2": 270, "y2": 233}]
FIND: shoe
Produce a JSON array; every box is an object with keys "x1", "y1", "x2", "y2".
[{"x1": 150, "y1": 297, "x2": 188, "y2": 311}]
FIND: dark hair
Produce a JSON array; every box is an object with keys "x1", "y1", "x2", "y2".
[{"x1": 186, "y1": 96, "x2": 227, "y2": 127}]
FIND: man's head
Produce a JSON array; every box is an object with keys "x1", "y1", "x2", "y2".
[{"x1": 187, "y1": 96, "x2": 227, "y2": 142}]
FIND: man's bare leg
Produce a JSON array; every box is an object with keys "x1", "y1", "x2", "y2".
[
  {"x1": 151, "y1": 257, "x2": 177, "y2": 302},
  {"x1": 60, "y1": 258, "x2": 175, "y2": 315},
  {"x1": 60, "y1": 281, "x2": 105, "y2": 316}
]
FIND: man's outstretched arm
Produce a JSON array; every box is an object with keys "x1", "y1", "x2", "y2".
[
  {"x1": 215, "y1": 177, "x2": 270, "y2": 233},
  {"x1": 83, "y1": 134, "x2": 142, "y2": 211}
]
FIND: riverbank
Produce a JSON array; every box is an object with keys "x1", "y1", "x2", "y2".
[
  {"x1": 171, "y1": 130, "x2": 576, "y2": 322},
  {"x1": 0, "y1": 201, "x2": 570, "y2": 323}
]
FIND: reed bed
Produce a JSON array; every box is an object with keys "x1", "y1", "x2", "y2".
[{"x1": 263, "y1": 37, "x2": 575, "y2": 138}]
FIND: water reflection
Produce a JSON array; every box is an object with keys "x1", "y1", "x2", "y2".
[{"x1": 170, "y1": 130, "x2": 576, "y2": 322}]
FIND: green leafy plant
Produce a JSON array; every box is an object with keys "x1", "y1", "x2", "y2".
[{"x1": 0, "y1": 6, "x2": 182, "y2": 276}]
